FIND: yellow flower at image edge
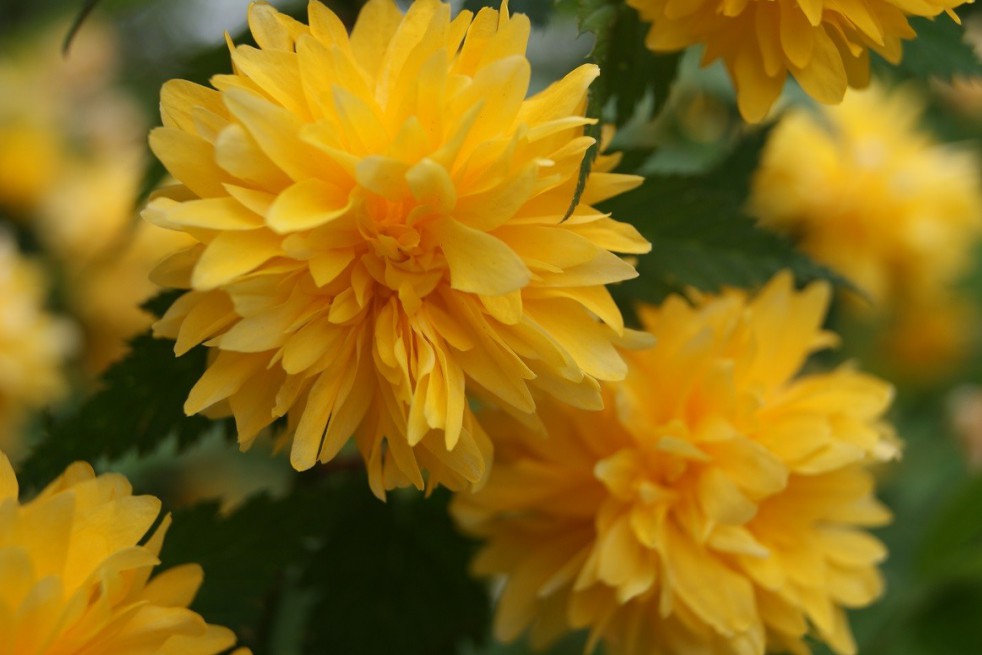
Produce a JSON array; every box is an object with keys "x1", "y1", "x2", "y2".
[
  {"x1": 145, "y1": 0, "x2": 649, "y2": 496},
  {"x1": 749, "y1": 84, "x2": 982, "y2": 308},
  {"x1": 0, "y1": 451, "x2": 239, "y2": 655},
  {"x1": 0, "y1": 238, "x2": 71, "y2": 460},
  {"x1": 627, "y1": 0, "x2": 972, "y2": 121},
  {"x1": 453, "y1": 272, "x2": 897, "y2": 655}
]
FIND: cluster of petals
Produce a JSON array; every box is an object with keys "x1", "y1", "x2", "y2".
[
  {"x1": 0, "y1": 238, "x2": 71, "y2": 459},
  {"x1": 453, "y1": 272, "x2": 898, "y2": 655},
  {"x1": 145, "y1": 0, "x2": 649, "y2": 496},
  {"x1": 0, "y1": 450, "x2": 243, "y2": 655},
  {"x1": 750, "y1": 84, "x2": 982, "y2": 309},
  {"x1": 627, "y1": 0, "x2": 972, "y2": 121}
]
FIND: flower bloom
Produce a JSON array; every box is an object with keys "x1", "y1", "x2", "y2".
[
  {"x1": 0, "y1": 450, "x2": 240, "y2": 654},
  {"x1": 626, "y1": 0, "x2": 971, "y2": 121},
  {"x1": 453, "y1": 272, "x2": 897, "y2": 655},
  {"x1": 749, "y1": 84, "x2": 982, "y2": 309},
  {"x1": 145, "y1": 0, "x2": 649, "y2": 496},
  {"x1": 0, "y1": 238, "x2": 71, "y2": 460}
]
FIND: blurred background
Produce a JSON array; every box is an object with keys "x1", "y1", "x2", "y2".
[{"x1": 1, "y1": 0, "x2": 981, "y2": 653}]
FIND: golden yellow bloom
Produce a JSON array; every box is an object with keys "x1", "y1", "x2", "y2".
[
  {"x1": 749, "y1": 84, "x2": 982, "y2": 308},
  {"x1": 0, "y1": 450, "x2": 239, "y2": 654},
  {"x1": 453, "y1": 272, "x2": 897, "y2": 655},
  {"x1": 145, "y1": 0, "x2": 649, "y2": 496},
  {"x1": 0, "y1": 238, "x2": 71, "y2": 460},
  {"x1": 627, "y1": 0, "x2": 971, "y2": 121}
]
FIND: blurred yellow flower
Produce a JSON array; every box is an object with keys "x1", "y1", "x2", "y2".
[
  {"x1": 453, "y1": 272, "x2": 897, "y2": 655},
  {"x1": 0, "y1": 21, "x2": 194, "y2": 374},
  {"x1": 146, "y1": 0, "x2": 649, "y2": 496},
  {"x1": 42, "y1": 156, "x2": 196, "y2": 372},
  {"x1": 0, "y1": 450, "x2": 239, "y2": 654},
  {"x1": 627, "y1": 0, "x2": 971, "y2": 121},
  {"x1": 876, "y1": 294, "x2": 977, "y2": 382},
  {"x1": 0, "y1": 20, "x2": 141, "y2": 216},
  {"x1": 749, "y1": 84, "x2": 982, "y2": 309},
  {"x1": 0, "y1": 238, "x2": 71, "y2": 460}
]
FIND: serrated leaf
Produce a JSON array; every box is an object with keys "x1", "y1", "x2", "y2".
[
  {"x1": 565, "y1": 2, "x2": 678, "y2": 218},
  {"x1": 160, "y1": 490, "x2": 324, "y2": 649},
  {"x1": 604, "y1": 129, "x2": 852, "y2": 306},
  {"x1": 301, "y1": 477, "x2": 490, "y2": 655},
  {"x1": 874, "y1": 13, "x2": 982, "y2": 81},
  {"x1": 159, "y1": 470, "x2": 489, "y2": 654},
  {"x1": 19, "y1": 292, "x2": 213, "y2": 489}
]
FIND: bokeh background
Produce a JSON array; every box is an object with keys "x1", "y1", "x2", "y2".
[{"x1": 1, "y1": 0, "x2": 981, "y2": 653}]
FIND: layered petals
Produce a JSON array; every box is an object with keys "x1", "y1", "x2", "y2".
[
  {"x1": 453, "y1": 272, "x2": 897, "y2": 655},
  {"x1": 145, "y1": 0, "x2": 649, "y2": 496},
  {"x1": 0, "y1": 451, "x2": 241, "y2": 655},
  {"x1": 628, "y1": 0, "x2": 972, "y2": 121}
]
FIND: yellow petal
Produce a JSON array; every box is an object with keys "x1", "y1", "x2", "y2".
[
  {"x1": 430, "y1": 219, "x2": 530, "y2": 295},
  {"x1": 267, "y1": 179, "x2": 352, "y2": 233}
]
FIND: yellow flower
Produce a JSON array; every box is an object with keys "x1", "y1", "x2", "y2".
[
  {"x1": 0, "y1": 21, "x2": 192, "y2": 374},
  {"x1": 0, "y1": 20, "x2": 141, "y2": 216},
  {"x1": 453, "y1": 272, "x2": 897, "y2": 655},
  {"x1": 749, "y1": 84, "x2": 982, "y2": 308},
  {"x1": 627, "y1": 0, "x2": 971, "y2": 121},
  {"x1": 0, "y1": 450, "x2": 240, "y2": 654},
  {"x1": 876, "y1": 294, "x2": 976, "y2": 382},
  {"x1": 145, "y1": 0, "x2": 649, "y2": 496},
  {"x1": 0, "y1": 238, "x2": 72, "y2": 461},
  {"x1": 40, "y1": 155, "x2": 197, "y2": 373}
]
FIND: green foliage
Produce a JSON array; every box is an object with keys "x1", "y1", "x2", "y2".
[
  {"x1": 917, "y1": 473, "x2": 982, "y2": 581},
  {"x1": 160, "y1": 470, "x2": 490, "y2": 655},
  {"x1": 61, "y1": 0, "x2": 101, "y2": 53},
  {"x1": 886, "y1": 14, "x2": 982, "y2": 81},
  {"x1": 300, "y1": 483, "x2": 489, "y2": 655},
  {"x1": 19, "y1": 293, "x2": 212, "y2": 489},
  {"x1": 604, "y1": 129, "x2": 851, "y2": 306},
  {"x1": 565, "y1": 0, "x2": 679, "y2": 217}
]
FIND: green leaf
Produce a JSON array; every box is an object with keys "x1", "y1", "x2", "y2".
[
  {"x1": 62, "y1": 0, "x2": 102, "y2": 53},
  {"x1": 301, "y1": 479, "x2": 490, "y2": 655},
  {"x1": 604, "y1": 129, "x2": 852, "y2": 305},
  {"x1": 874, "y1": 13, "x2": 982, "y2": 81},
  {"x1": 159, "y1": 471, "x2": 489, "y2": 654},
  {"x1": 575, "y1": 1, "x2": 679, "y2": 126},
  {"x1": 564, "y1": 1, "x2": 678, "y2": 218},
  {"x1": 160, "y1": 490, "x2": 325, "y2": 649},
  {"x1": 19, "y1": 293, "x2": 213, "y2": 489},
  {"x1": 916, "y1": 474, "x2": 982, "y2": 581},
  {"x1": 908, "y1": 582, "x2": 982, "y2": 654}
]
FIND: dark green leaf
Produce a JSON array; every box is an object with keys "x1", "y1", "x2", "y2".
[
  {"x1": 605, "y1": 129, "x2": 852, "y2": 305},
  {"x1": 301, "y1": 477, "x2": 490, "y2": 655},
  {"x1": 874, "y1": 13, "x2": 982, "y2": 81},
  {"x1": 908, "y1": 583, "x2": 982, "y2": 655},
  {"x1": 916, "y1": 474, "x2": 982, "y2": 581},
  {"x1": 160, "y1": 470, "x2": 489, "y2": 655},
  {"x1": 564, "y1": 1, "x2": 679, "y2": 218},
  {"x1": 19, "y1": 293, "x2": 212, "y2": 489},
  {"x1": 62, "y1": 0, "x2": 102, "y2": 54},
  {"x1": 160, "y1": 490, "x2": 325, "y2": 649}
]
